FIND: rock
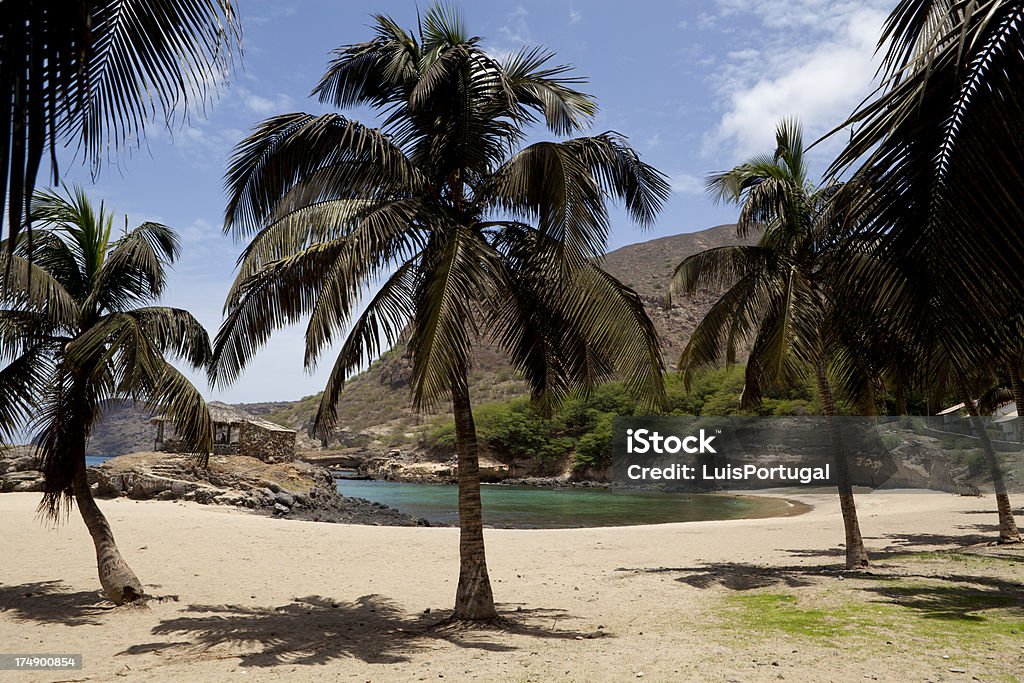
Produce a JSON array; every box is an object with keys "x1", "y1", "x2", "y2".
[
  {"x1": 0, "y1": 449, "x2": 434, "y2": 527},
  {"x1": 2, "y1": 469, "x2": 45, "y2": 492},
  {"x1": 192, "y1": 488, "x2": 217, "y2": 504},
  {"x1": 92, "y1": 472, "x2": 122, "y2": 497},
  {"x1": 215, "y1": 493, "x2": 245, "y2": 506}
]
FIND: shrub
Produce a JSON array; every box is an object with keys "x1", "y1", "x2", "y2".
[{"x1": 573, "y1": 413, "x2": 615, "y2": 470}]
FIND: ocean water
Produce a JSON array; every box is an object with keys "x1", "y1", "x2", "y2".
[{"x1": 335, "y1": 479, "x2": 794, "y2": 529}]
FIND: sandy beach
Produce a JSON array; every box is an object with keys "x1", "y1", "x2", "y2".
[{"x1": 1, "y1": 490, "x2": 1021, "y2": 682}]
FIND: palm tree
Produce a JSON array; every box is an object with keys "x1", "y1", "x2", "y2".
[
  {"x1": 211, "y1": 4, "x2": 669, "y2": 620},
  {"x1": 0, "y1": 186, "x2": 214, "y2": 603},
  {"x1": 0, "y1": 0, "x2": 239, "y2": 265},
  {"x1": 829, "y1": 0, "x2": 1023, "y2": 543},
  {"x1": 917, "y1": 338, "x2": 1021, "y2": 541},
  {"x1": 670, "y1": 119, "x2": 871, "y2": 569}
]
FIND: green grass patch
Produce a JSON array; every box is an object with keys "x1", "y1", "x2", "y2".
[
  {"x1": 718, "y1": 580, "x2": 1024, "y2": 649},
  {"x1": 720, "y1": 593, "x2": 896, "y2": 641}
]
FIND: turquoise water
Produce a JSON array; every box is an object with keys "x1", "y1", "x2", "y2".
[
  {"x1": 335, "y1": 479, "x2": 793, "y2": 529},
  {"x1": 86, "y1": 455, "x2": 112, "y2": 467}
]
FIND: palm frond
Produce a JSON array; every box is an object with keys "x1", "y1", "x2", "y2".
[
  {"x1": 0, "y1": 343, "x2": 52, "y2": 444},
  {"x1": 211, "y1": 241, "x2": 350, "y2": 387},
  {"x1": 214, "y1": 198, "x2": 424, "y2": 386},
  {"x1": 485, "y1": 133, "x2": 669, "y2": 263},
  {"x1": 64, "y1": 309, "x2": 212, "y2": 454},
  {"x1": 32, "y1": 363, "x2": 100, "y2": 518},
  {"x1": 501, "y1": 46, "x2": 596, "y2": 135},
  {"x1": 144, "y1": 362, "x2": 214, "y2": 459},
  {"x1": 408, "y1": 227, "x2": 496, "y2": 410},
  {"x1": 678, "y1": 274, "x2": 761, "y2": 387},
  {"x1": 127, "y1": 306, "x2": 211, "y2": 367},
  {"x1": 668, "y1": 245, "x2": 771, "y2": 302},
  {"x1": 0, "y1": 252, "x2": 78, "y2": 328},
  {"x1": 86, "y1": 220, "x2": 179, "y2": 312},
  {"x1": 312, "y1": 13, "x2": 420, "y2": 110},
  {"x1": 491, "y1": 225, "x2": 665, "y2": 412},
  {"x1": 312, "y1": 259, "x2": 419, "y2": 436},
  {"x1": 224, "y1": 113, "x2": 424, "y2": 237},
  {"x1": 0, "y1": 0, "x2": 239, "y2": 262}
]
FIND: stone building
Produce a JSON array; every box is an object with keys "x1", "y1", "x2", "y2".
[{"x1": 152, "y1": 402, "x2": 297, "y2": 463}]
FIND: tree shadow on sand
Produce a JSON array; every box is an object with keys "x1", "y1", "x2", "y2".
[
  {"x1": 0, "y1": 581, "x2": 111, "y2": 626},
  {"x1": 138, "y1": 595, "x2": 595, "y2": 667},
  {"x1": 855, "y1": 573, "x2": 1024, "y2": 622},
  {"x1": 616, "y1": 563, "x2": 826, "y2": 590},
  {"x1": 777, "y1": 523, "x2": 1007, "y2": 563}
]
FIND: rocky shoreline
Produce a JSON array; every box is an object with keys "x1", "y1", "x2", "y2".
[
  {"x1": 0, "y1": 448, "x2": 434, "y2": 527},
  {"x1": 497, "y1": 476, "x2": 610, "y2": 489}
]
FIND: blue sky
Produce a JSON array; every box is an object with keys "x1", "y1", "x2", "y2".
[{"x1": 53, "y1": 0, "x2": 894, "y2": 403}]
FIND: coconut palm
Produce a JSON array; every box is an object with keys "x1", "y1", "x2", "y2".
[
  {"x1": 828, "y1": 0, "x2": 1023, "y2": 542},
  {"x1": 211, "y1": 4, "x2": 668, "y2": 620},
  {"x1": 671, "y1": 119, "x2": 872, "y2": 569},
  {"x1": 913, "y1": 333, "x2": 1021, "y2": 541},
  {"x1": 0, "y1": 0, "x2": 239, "y2": 264},
  {"x1": 0, "y1": 186, "x2": 214, "y2": 603}
]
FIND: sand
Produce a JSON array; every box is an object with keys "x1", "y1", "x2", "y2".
[{"x1": 0, "y1": 490, "x2": 1021, "y2": 682}]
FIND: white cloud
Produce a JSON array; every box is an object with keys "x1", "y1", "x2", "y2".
[
  {"x1": 705, "y1": 2, "x2": 889, "y2": 161},
  {"x1": 671, "y1": 173, "x2": 706, "y2": 195},
  {"x1": 237, "y1": 87, "x2": 294, "y2": 117},
  {"x1": 180, "y1": 217, "x2": 216, "y2": 243},
  {"x1": 569, "y1": 1, "x2": 581, "y2": 24},
  {"x1": 499, "y1": 5, "x2": 531, "y2": 45},
  {"x1": 488, "y1": 5, "x2": 533, "y2": 63}
]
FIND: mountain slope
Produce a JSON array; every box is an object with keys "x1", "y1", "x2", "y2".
[{"x1": 600, "y1": 223, "x2": 748, "y2": 364}]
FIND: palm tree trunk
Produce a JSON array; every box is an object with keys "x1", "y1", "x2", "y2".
[
  {"x1": 1009, "y1": 365, "x2": 1024, "y2": 444},
  {"x1": 450, "y1": 373, "x2": 497, "y2": 620},
  {"x1": 72, "y1": 458, "x2": 144, "y2": 604},
  {"x1": 961, "y1": 394, "x2": 1022, "y2": 543},
  {"x1": 814, "y1": 361, "x2": 870, "y2": 568}
]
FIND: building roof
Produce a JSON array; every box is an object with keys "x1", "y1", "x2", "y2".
[
  {"x1": 153, "y1": 401, "x2": 295, "y2": 433},
  {"x1": 937, "y1": 402, "x2": 967, "y2": 416}
]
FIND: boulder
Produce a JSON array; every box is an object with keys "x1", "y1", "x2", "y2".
[{"x1": 1, "y1": 469, "x2": 44, "y2": 492}]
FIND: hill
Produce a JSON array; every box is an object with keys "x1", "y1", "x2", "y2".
[{"x1": 600, "y1": 224, "x2": 748, "y2": 363}]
